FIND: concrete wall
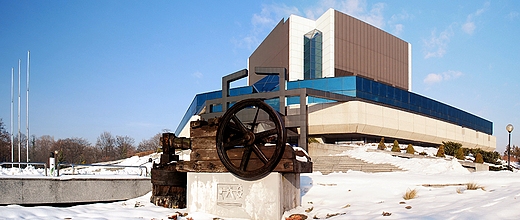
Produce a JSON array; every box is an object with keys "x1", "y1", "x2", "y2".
[
  {"x1": 307, "y1": 101, "x2": 496, "y2": 151},
  {"x1": 0, "y1": 177, "x2": 151, "y2": 205}
]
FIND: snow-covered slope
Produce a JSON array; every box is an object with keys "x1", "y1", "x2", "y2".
[{"x1": 1, "y1": 145, "x2": 520, "y2": 219}]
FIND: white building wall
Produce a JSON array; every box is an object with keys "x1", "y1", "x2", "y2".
[
  {"x1": 177, "y1": 115, "x2": 201, "y2": 138},
  {"x1": 316, "y1": 8, "x2": 335, "y2": 78},
  {"x1": 307, "y1": 101, "x2": 496, "y2": 151},
  {"x1": 288, "y1": 9, "x2": 335, "y2": 81},
  {"x1": 408, "y1": 43, "x2": 412, "y2": 91},
  {"x1": 288, "y1": 15, "x2": 314, "y2": 81}
]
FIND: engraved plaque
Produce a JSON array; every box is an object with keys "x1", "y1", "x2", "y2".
[{"x1": 217, "y1": 183, "x2": 244, "y2": 207}]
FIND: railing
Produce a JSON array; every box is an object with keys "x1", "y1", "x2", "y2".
[
  {"x1": 0, "y1": 162, "x2": 150, "y2": 177},
  {"x1": 0, "y1": 162, "x2": 48, "y2": 176},
  {"x1": 57, "y1": 163, "x2": 149, "y2": 177}
]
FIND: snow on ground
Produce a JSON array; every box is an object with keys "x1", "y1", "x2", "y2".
[
  {"x1": 1, "y1": 145, "x2": 520, "y2": 219},
  {"x1": 0, "y1": 165, "x2": 46, "y2": 176},
  {"x1": 340, "y1": 144, "x2": 470, "y2": 175}
]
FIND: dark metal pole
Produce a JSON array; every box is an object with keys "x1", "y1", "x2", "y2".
[{"x1": 508, "y1": 132, "x2": 512, "y2": 170}]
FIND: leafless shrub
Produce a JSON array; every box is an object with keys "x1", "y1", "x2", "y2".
[
  {"x1": 403, "y1": 188, "x2": 418, "y2": 200},
  {"x1": 466, "y1": 182, "x2": 485, "y2": 191}
]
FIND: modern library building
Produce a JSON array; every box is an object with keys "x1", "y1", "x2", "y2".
[{"x1": 175, "y1": 9, "x2": 495, "y2": 151}]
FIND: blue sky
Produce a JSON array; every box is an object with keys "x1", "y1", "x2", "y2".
[{"x1": 1, "y1": 0, "x2": 519, "y2": 153}]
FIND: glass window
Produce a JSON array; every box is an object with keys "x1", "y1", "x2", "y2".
[
  {"x1": 313, "y1": 78, "x2": 327, "y2": 90},
  {"x1": 210, "y1": 104, "x2": 222, "y2": 113},
  {"x1": 287, "y1": 81, "x2": 299, "y2": 90},
  {"x1": 230, "y1": 86, "x2": 253, "y2": 96},
  {"x1": 327, "y1": 77, "x2": 342, "y2": 91},
  {"x1": 304, "y1": 29, "x2": 322, "y2": 79},
  {"x1": 309, "y1": 96, "x2": 336, "y2": 104},
  {"x1": 299, "y1": 80, "x2": 314, "y2": 89},
  {"x1": 343, "y1": 77, "x2": 356, "y2": 90},
  {"x1": 264, "y1": 98, "x2": 280, "y2": 111},
  {"x1": 287, "y1": 96, "x2": 300, "y2": 105}
]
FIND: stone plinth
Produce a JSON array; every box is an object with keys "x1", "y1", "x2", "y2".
[{"x1": 187, "y1": 172, "x2": 300, "y2": 220}]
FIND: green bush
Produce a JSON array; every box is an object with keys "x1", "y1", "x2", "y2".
[
  {"x1": 436, "y1": 145, "x2": 445, "y2": 157},
  {"x1": 419, "y1": 151, "x2": 427, "y2": 156},
  {"x1": 489, "y1": 165, "x2": 503, "y2": 171},
  {"x1": 466, "y1": 148, "x2": 501, "y2": 164},
  {"x1": 475, "y1": 153, "x2": 484, "y2": 163},
  {"x1": 456, "y1": 148, "x2": 465, "y2": 160},
  {"x1": 308, "y1": 137, "x2": 320, "y2": 143},
  {"x1": 485, "y1": 151, "x2": 501, "y2": 164},
  {"x1": 378, "y1": 137, "x2": 386, "y2": 150},
  {"x1": 442, "y1": 141, "x2": 462, "y2": 156},
  {"x1": 391, "y1": 140, "x2": 400, "y2": 152},
  {"x1": 406, "y1": 144, "x2": 415, "y2": 154}
]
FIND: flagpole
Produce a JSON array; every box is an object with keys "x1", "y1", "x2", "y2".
[
  {"x1": 10, "y1": 67, "x2": 14, "y2": 164},
  {"x1": 26, "y1": 51, "x2": 30, "y2": 163},
  {"x1": 18, "y1": 59, "x2": 21, "y2": 167}
]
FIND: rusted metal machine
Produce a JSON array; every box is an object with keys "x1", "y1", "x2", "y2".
[{"x1": 151, "y1": 98, "x2": 312, "y2": 208}]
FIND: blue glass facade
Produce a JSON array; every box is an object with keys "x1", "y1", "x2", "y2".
[
  {"x1": 304, "y1": 29, "x2": 322, "y2": 79},
  {"x1": 174, "y1": 86, "x2": 253, "y2": 135},
  {"x1": 252, "y1": 75, "x2": 279, "y2": 92},
  {"x1": 355, "y1": 77, "x2": 492, "y2": 135},
  {"x1": 176, "y1": 76, "x2": 493, "y2": 136},
  {"x1": 285, "y1": 76, "x2": 492, "y2": 135}
]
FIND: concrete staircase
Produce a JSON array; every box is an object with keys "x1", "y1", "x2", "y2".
[
  {"x1": 312, "y1": 155, "x2": 404, "y2": 174},
  {"x1": 308, "y1": 143, "x2": 404, "y2": 174}
]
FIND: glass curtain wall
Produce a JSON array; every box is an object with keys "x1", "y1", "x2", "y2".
[{"x1": 304, "y1": 29, "x2": 323, "y2": 80}]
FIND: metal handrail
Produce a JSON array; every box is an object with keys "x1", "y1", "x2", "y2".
[
  {"x1": 0, "y1": 162, "x2": 48, "y2": 176},
  {"x1": 57, "y1": 163, "x2": 148, "y2": 177}
]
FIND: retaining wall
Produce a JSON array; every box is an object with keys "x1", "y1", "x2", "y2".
[{"x1": 0, "y1": 177, "x2": 151, "y2": 205}]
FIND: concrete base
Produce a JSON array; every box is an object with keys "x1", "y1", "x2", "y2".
[
  {"x1": 187, "y1": 172, "x2": 300, "y2": 220},
  {"x1": 459, "y1": 161, "x2": 490, "y2": 172},
  {"x1": 0, "y1": 177, "x2": 151, "y2": 205},
  {"x1": 474, "y1": 163, "x2": 489, "y2": 172}
]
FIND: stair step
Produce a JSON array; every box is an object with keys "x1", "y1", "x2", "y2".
[{"x1": 312, "y1": 155, "x2": 404, "y2": 174}]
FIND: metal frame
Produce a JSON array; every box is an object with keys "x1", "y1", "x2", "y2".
[
  {"x1": 57, "y1": 163, "x2": 149, "y2": 176},
  {"x1": 201, "y1": 68, "x2": 355, "y2": 150}
]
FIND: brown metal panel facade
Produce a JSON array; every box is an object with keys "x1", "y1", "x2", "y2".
[
  {"x1": 334, "y1": 10, "x2": 409, "y2": 90},
  {"x1": 248, "y1": 19, "x2": 290, "y2": 85}
]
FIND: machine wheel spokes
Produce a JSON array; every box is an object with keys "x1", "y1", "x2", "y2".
[{"x1": 216, "y1": 98, "x2": 286, "y2": 180}]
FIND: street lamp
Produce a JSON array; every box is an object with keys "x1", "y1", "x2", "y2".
[{"x1": 506, "y1": 124, "x2": 514, "y2": 170}]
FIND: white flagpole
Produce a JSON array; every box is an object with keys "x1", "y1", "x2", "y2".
[
  {"x1": 10, "y1": 67, "x2": 14, "y2": 163},
  {"x1": 26, "y1": 51, "x2": 30, "y2": 163},
  {"x1": 18, "y1": 59, "x2": 21, "y2": 167}
]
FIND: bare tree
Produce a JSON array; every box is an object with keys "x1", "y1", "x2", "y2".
[
  {"x1": 31, "y1": 135, "x2": 55, "y2": 163},
  {"x1": 115, "y1": 135, "x2": 135, "y2": 159},
  {"x1": 52, "y1": 138, "x2": 91, "y2": 164},
  {"x1": 96, "y1": 131, "x2": 116, "y2": 161},
  {"x1": 505, "y1": 145, "x2": 520, "y2": 161},
  {"x1": 12, "y1": 133, "x2": 27, "y2": 163},
  {"x1": 0, "y1": 119, "x2": 11, "y2": 162},
  {"x1": 137, "y1": 133, "x2": 161, "y2": 152},
  {"x1": 2, "y1": 128, "x2": 144, "y2": 164}
]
